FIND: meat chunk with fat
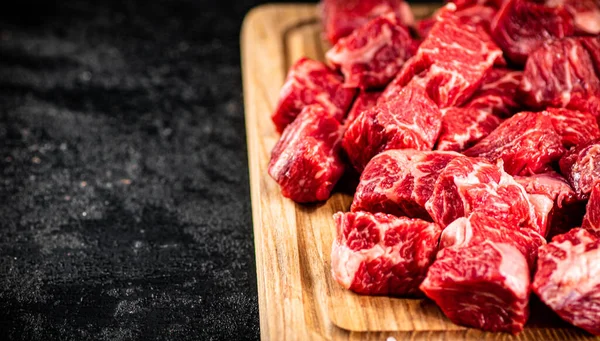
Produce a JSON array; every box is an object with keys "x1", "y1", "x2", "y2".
[
  {"x1": 342, "y1": 77, "x2": 442, "y2": 172},
  {"x1": 321, "y1": 0, "x2": 415, "y2": 44},
  {"x1": 464, "y1": 111, "x2": 565, "y2": 176},
  {"x1": 331, "y1": 211, "x2": 441, "y2": 296},
  {"x1": 436, "y1": 107, "x2": 502, "y2": 152},
  {"x1": 381, "y1": 3, "x2": 504, "y2": 108},
  {"x1": 559, "y1": 138, "x2": 600, "y2": 200},
  {"x1": 425, "y1": 157, "x2": 541, "y2": 233},
  {"x1": 326, "y1": 12, "x2": 418, "y2": 89},
  {"x1": 271, "y1": 58, "x2": 356, "y2": 133},
  {"x1": 518, "y1": 36, "x2": 600, "y2": 111},
  {"x1": 582, "y1": 181, "x2": 600, "y2": 237},
  {"x1": 345, "y1": 90, "x2": 381, "y2": 127},
  {"x1": 514, "y1": 171, "x2": 577, "y2": 207},
  {"x1": 420, "y1": 241, "x2": 531, "y2": 334},
  {"x1": 546, "y1": 107, "x2": 600, "y2": 149},
  {"x1": 351, "y1": 149, "x2": 462, "y2": 219},
  {"x1": 491, "y1": 0, "x2": 575, "y2": 65},
  {"x1": 533, "y1": 228, "x2": 600, "y2": 335},
  {"x1": 464, "y1": 68, "x2": 522, "y2": 118},
  {"x1": 268, "y1": 106, "x2": 344, "y2": 202},
  {"x1": 562, "y1": 0, "x2": 600, "y2": 35},
  {"x1": 440, "y1": 212, "x2": 546, "y2": 269}
]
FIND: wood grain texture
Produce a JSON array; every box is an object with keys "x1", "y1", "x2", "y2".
[{"x1": 240, "y1": 4, "x2": 600, "y2": 340}]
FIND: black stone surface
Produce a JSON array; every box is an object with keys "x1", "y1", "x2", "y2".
[{"x1": 0, "y1": 1, "x2": 433, "y2": 340}]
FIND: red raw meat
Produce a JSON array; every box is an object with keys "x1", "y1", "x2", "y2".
[
  {"x1": 351, "y1": 149, "x2": 461, "y2": 219},
  {"x1": 518, "y1": 36, "x2": 600, "y2": 111},
  {"x1": 562, "y1": 0, "x2": 600, "y2": 35},
  {"x1": 436, "y1": 107, "x2": 502, "y2": 152},
  {"x1": 453, "y1": 4, "x2": 498, "y2": 32},
  {"x1": 342, "y1": 77, "x2": 442, "y2": 172},
  {"x1": 271, "y1": 58, "x2": 356, "y2": 133},
  {"x1": 425, "y1": 157, "x2": 541, "y2": 233},
  {"x1": 464, "y1": 68, "x2": 522, "y2": 118},
  {"x1": 559, "y1": 138, "x2": 600, "y2": 200},
  {"x1": 268, "y1": 106, "x2": 344, "y2": 202},
  {"x1": 381, "y1": 3, "x2": 504, "y2": 108},
  {"x1": 464, "y1": 111, "x2": 565, "y2": 176},
  {"x1": 514, "y1": 171, "x2": 577, "y2": 207},
  {"x1": 582, "y1": 181, "x2": 600, "y2": 236},
  {"x1": 331, "y1": 211, "x2": 441, "y2": 296},
  {"x1": 533, "y1": 228, "x2": 600, "y2": 335},
  {"x1": 321, "y1": 0, "x2": 415, "y2": 45},
  {"x1": 491, "y1": 0, "x2": 575, "y2": 65},
  {"x1": 345, "y1": 90, "x2": 381, "y2": 126},
  {"x1": 545, "y1": 107, "x2": 600, "y2": 149},
  {"x1": 420, "y1": 241, "x2": 530, "y2": 333},
  {"x1": 440, "y1": 212, "x2": 546, "y2": 269},
  {"x1": 326, "y1": 12, "x2": 418, "y2": 89},
  {"x1": 415, "y1": 17, "x2": 436, "y2": 39}
]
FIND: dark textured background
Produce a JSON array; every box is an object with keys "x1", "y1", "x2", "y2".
[{"x1": 0, "y1": 1, "x2": 430, "y2": 340}]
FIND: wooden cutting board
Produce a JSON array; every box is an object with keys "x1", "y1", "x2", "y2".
[{"x1": 240, "y1": 3, "x2": 598, "y2": 340}]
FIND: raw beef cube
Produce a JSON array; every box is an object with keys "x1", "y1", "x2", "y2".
[
  {"x1": 546, "y1": 107, "x2": 600, "y2": 149},
  {"x1": 491, "y1": 0, "x2": 575, "y2": 65},
  {"x1": 351, "y1": 149, "x2": 461, "y2": 219},
  {"x1": 420, "y1": 241, "x2": 530, "y2": 334},
  {"x1": 518, "y1": 36, "x2": 600, "y2": 111},
  {"x1": 326, "y1": 12, "x2": 418, "y2": 89},
  {"x1": 514, "y1": 172, "x2": 577, "y2": 207},
  {"x1": 533, "y1": 228, "x2": 600, "y2": 335},
  {"x1": 345, "y1": 90, "x2": 381, "y2": 126},
  {"x1": 320, "y1": 0, "x2": 415, "y2": 45},
  {"x1": 331, "y1": 211, "x2": 441, "y2": 296},
  {"x1": 582, "y1": 181, "x2": 600, "y2": 236},
  {"x1": 563, "y1": 0, "x2": 600, "y2": 35},
  {"x1": 425, "y1": 157, "x2": 540, "y2": 233},
  {"x1": 559, "y1": 138, "x2": 600, "y2": 200},
  {"x1": 342, "y1": 77, "x2": 442, "y2": 172},
  {"x1": 268, "y1": 106, "x2": 344, "y2": 202},
  {"x1": 381, "y1": 3, "x2": 504, "y2": 107},
  {"x1": 440, "y1": 212, "x2": 545, "y2": 269},
  {"x1": 271, "y1": 58, "x2": 356, "y2": 133},
  {"x1": 436, "y1": 107, "x2": 502, "y2": 152},
  {"x1": 464, "y1": 111, "x2": 565, "y2": 176},
  {"x1": 464, "y1": 68, "x2": 522, "y2": 118}
]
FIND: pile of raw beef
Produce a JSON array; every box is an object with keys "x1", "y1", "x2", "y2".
[{"x1": 267, "y1": 0, "x2": 600, "y2": 335}]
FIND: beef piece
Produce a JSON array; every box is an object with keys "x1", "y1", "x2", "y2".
[
  {"x1": 331, "y1": 211, "x2": 441, "y2": 296},
  {"x1": 321, "y1": 0, "x2": 415, "y2": 45},
  {"x1": 345, "y1": 90, "x2": 381, "y2": 126},
  {"x1": 464, "y1": 111, "x2": 565, "y2": 176},
  {"x1": 436, "y1": 107, "x2": 502, "y2": 152},
  {"x1": 326, "y1": 12, "x2": 418, "y2": 89},
  {"x1": 533, "y1": 228, "x2": 600, "y2": 335},
  {"x1": 415, "y1": 17, "x2": 436, "y2": 39},
  {"x1": 271, "y1": 58, "x2": 355, "y2": 133},
  {"x1": 425, "y1": 157, "x2": 540, "y2": 233},
  {"x1": 545, "y1": 107, "x2": 600, "y2": 149},
  {"x1": 464, "y1": 68, "x2": 522, "y2": 118},
  {"x1": 514, "y1": 171, "x2": 577, "y2": 207},
  {"x1": 381, "y1": 3, "x2": 504, "y2": 108},
  {"x1": 582, "y1": 181, "x2": 600, "y2": 236},
  {"x1": 268, "y1": 106, "x2": 344, "y2": 202},
  {"x1": 351, "y1": 150, "x2": 461, "y2": 219},
  {"x1": 518, "y1": 37, "x2": 600, "y2": 111},
  {"x1": 342, "y1": 77, "x2": 442, "y2": 172},
  {"x1": 562, "y1": 0, "x2": 600, "y2": 35},
  {"x1": 491, "y1": 0, "x2": 575, "y2": 65},
  {"x1": 440, "y1": 212, "x2": 546, "y2": 269},
  {"x1": 420, "y1": 241, "x2": 530, "y2": 334},
  {"x1": 559, "y1": 138, "x2": 600, "y2": 200}
]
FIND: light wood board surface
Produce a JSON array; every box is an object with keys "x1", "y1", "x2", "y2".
[{"x1": 240, "y1": 3, "x2": 599, "y2": 340}]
